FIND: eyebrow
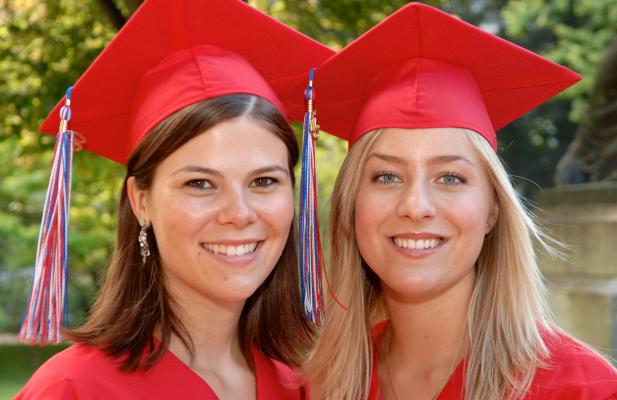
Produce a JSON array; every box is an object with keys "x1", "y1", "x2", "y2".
[
  {"x1": 172, "y1": 166, "x2": 223, "y2": 177},
  {"x1": 427, "y1": 155, "x2": 474, "y2": 167},
  {"x1": 172, "y1": 165, "x2": 289, "y2": 177},
  {"x1": 367, "y1": 153, "x2": 474, "y2": 166},
  {"x1": 367, "y1": 152, "x2": 407, "y2": 165},
  {"x1": 250, "y1": 165, "x2": 290, "y2": 177}
]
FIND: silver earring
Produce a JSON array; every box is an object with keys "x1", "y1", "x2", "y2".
[{"x1": 139, "y1": 220, "x2": 150, "y2": 264}]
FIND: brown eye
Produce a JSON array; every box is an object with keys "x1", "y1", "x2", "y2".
[
  {"x1": 251, "y1": 177, "x2": 277, "y2": 188},
  {"x1": 186, "y1": 179, "x2": 214, "y2": 189}
]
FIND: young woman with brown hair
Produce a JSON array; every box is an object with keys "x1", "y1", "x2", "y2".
[
  {"x1": 16, "y1": 0, "x2": 333, "y2": 398},
  {"x1": 303, "y1": 3, "x2": 617, "y2": 399}
]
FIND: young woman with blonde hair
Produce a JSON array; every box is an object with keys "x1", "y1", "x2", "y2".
[{"x1": 303, "y1": 3, "x2": 617, "y2": 399}]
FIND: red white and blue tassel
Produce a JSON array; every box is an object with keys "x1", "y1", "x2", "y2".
[
  {"x1": 20, "y1": 87, "x2": 75, "y2": 345},
  {"x1": 299, "y1": 68, "x2": 325, "y2": 325}
]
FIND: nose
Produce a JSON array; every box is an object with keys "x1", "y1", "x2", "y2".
[
  {"x1": 396, "y1": 180, "x2": 437, "y2": 222},
  {"x1": 216, "y1": 187, "x2": 257, "y2": 228}
]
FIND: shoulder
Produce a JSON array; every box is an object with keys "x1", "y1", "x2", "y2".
[
  {"x1": 529, "y1": 330, "x2": 617, "y2": 399},
  {"x1": 253, "y1": 347, "x2": 303, "y2": 400},
  {"x1": 543, "y1": 330, "x2": 617, "y2": 379},
  {"x1": 15, "y1": 343, "x2": 129, "y2": 399}
]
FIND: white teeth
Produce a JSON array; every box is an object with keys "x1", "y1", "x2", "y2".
[
  {"x1": 393, "y1": 237, "x2": 441, "y2": 250},
  {"x1": 203, "y1": 242, "x2": 258, "y2": 256}
]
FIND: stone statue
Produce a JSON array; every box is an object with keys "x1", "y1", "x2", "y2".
[{"x1": 555, "y1": 33, "x2": 617, "y2": 184}]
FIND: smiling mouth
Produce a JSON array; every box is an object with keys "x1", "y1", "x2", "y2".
[
  {"x1": 392, "y1": 237, "x2": 443, "y2": 250},
  {"x1": 202, "y1": 242, "x2": 259, "y2": 257}
]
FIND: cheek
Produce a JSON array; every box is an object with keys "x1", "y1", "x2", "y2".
[
  {"x1": 446, "y1": 191, "x2": 493, "y2": 235},
  {"x1": 452, "y1": 206, "x2": 485, "y2": 234},
  {"x1": 151, "y1": 194, "x2": 216, "y2": 245},
  {"x1": 355, "y1": 186, "x2": 394, "y2": 233},
  {"x1": 442, "y1": 192, "x2": 493, "y2": 265},
  {"x1": 259, "y1": 190, "x2": 295, "y2": 234},
  {"x1": 354, "y1": 189, "x2": 389, "y2": 264},
  {"x1": 164, "y1": 198, "x2": 206, "y2": 224}
]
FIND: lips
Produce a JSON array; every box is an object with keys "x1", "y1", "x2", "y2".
[{"x1": 202, "y1": 242, "x2": 259, "y2": 257}]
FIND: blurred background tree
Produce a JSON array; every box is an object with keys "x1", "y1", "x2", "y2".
[
  {"x1": 0, "y1": 0, "x2": 124, "y2": 331},
  {"x1": 499, "y1": 0, "x2": 617, "y2": 190},
  {"x1": 0, "y1": 0, "x2": 615, "y2": 331}
]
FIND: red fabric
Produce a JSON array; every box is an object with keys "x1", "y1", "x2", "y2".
[
  {"x1": 127, "y1": 45, "x2": 284, "y2": 152},
  {"x1": 294, "y1": 2, "x2": 581, "y2": 149},
  {"x1": 39, "y1": 0, "x2": 334, "y2": 165},
  {"x1": 353, "y1": 58, "x2": 494, "y2": 148},
  {"x1": 369, "y1": 321, "x2": 617, "y2": 400},
  {"x1": 16, "y1": 343, "x2": 302, "y2": 399}
]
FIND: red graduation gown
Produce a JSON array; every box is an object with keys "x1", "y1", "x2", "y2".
[
  {"x1": 369, "y1": 321, "x2": 617, "y2": 400},
  {"x1": 16, "y1": 343, "x2": 301, "y2": 399}
]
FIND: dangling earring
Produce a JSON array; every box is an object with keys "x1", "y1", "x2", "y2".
[{"x1": 139, "y1": 220, "x2": 150, "y2": 264}]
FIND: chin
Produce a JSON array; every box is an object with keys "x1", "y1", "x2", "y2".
[
  {"x1": 216, "y1": 280, "x2": 265, "y2": 302},
  {"x1": 382, "y1": 277, "x2": 445, "y2": 302}
]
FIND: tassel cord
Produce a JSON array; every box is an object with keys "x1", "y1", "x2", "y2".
[{"x1": 20, "y1": 88, "x2": 74, "y2": 344}]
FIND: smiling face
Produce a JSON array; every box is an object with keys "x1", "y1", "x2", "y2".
[
  {"x1": 129, "y1": 115, "x2": 294, "y2": 306},
  {"x1": 354, "y1": 128, "x2": 499, "y2": 303}
]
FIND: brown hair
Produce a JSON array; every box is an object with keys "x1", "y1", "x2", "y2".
[{"x1": 65, "y1": 94, "x2": 312, "y2": 371}]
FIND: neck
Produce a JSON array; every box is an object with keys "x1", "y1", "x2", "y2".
[
  {"x1": 384, "y1": 272, "x2": 475, "y2": 373},
  {"x1": 163, "y1": 289, "x2": 247, "y2": 371}
]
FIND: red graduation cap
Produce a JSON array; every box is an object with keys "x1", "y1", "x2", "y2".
[
  {"x1": 22, "y1": 0, "x2": 334, "y2": 345},
  {"x1": 304, "y1": 2, "x2": 581, "y2": 150},
  {"x1": 40, "y1": 0, "x2": 334, "y2": 164}
]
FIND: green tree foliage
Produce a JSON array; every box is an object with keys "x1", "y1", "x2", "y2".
[
  {"x1": 503, "y1": 0, "x2": 617, "y2": 112},
  {"x1": 498, "y1": 0, "x2": 617, "y2": 191}
]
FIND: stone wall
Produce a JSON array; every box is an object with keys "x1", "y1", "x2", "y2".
[{"x1": 536, "y1": 182, "x2": 617, "y2": 358}]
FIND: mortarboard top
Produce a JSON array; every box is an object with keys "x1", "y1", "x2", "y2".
[
  {"x1": 301, "y1": 2, "x2": 581, "y2": 150},
  {"x1": 40, "y1": 0, "x2": 335, "y2": 164}
]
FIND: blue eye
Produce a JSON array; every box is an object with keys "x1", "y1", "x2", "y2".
[
  {"x1": 438, "y1": 172, "x2": 466, "y2": 186},
  {"x1": 443, "y1": 175, "x2": 459, "y2": 185},
  {"x1": 186, "y1": 179, "x2": 214, "y2": 189},
  {"x1": 374, "y1": 171, "x2": 401, "y2": 185}
]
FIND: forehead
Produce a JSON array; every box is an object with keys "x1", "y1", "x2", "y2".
[
  {"x1": 370, "y1": 127, "x2": 483, "y2": 163},
  {"x1": 159, "y1": 116, "x2": 289, "y2": 171}
]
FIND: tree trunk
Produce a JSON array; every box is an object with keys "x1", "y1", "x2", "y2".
[{"x1": 96, "y1": 0, "x2": 127, "y2": 30}]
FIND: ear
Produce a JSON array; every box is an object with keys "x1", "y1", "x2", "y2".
[
  {"x1": 486, "y1": 195, "x2": 500, "y2": 234},
  {"x1": 127, "y1": 176, "x2": 151, "y2": 225}
]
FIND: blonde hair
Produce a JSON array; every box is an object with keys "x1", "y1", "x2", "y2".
[{"x1": 305, "y1": 128, "x2": 557, "y2": 400}]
